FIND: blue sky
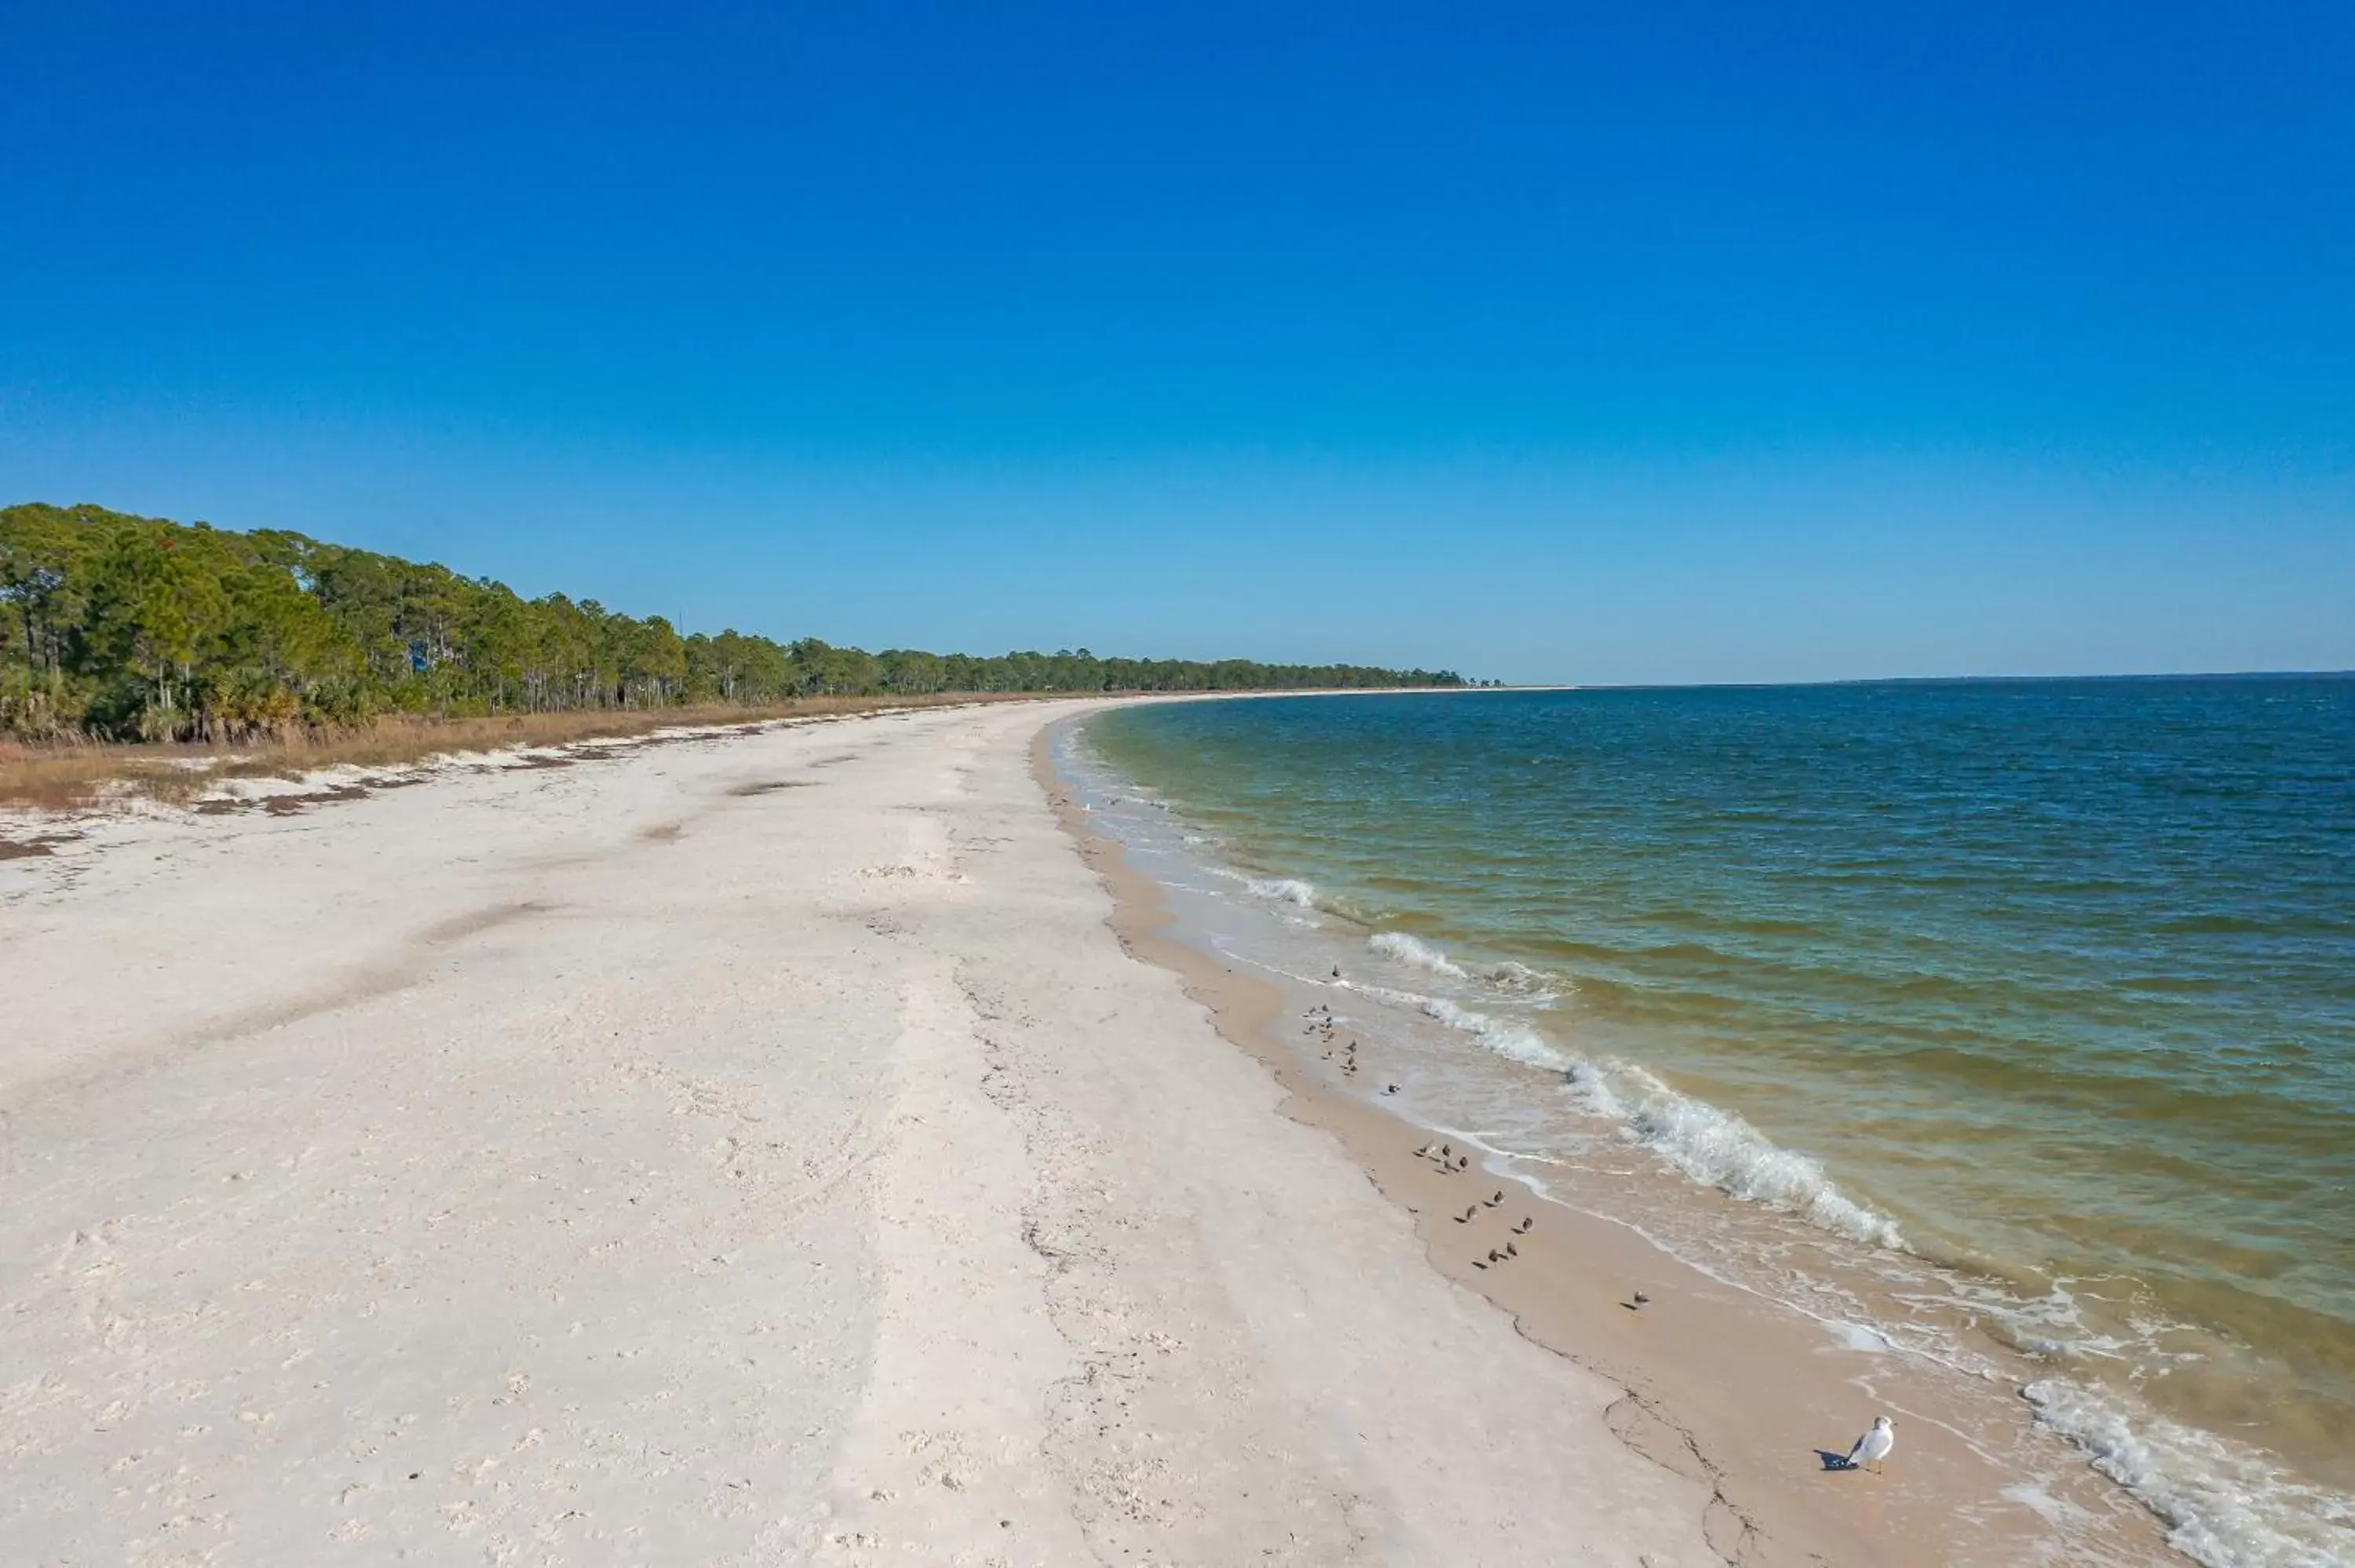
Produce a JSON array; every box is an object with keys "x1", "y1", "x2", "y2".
[{"x1": 3, "y1": 2, "x2": 2349, "y2": 684}]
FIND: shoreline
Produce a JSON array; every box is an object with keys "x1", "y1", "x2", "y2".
[
  {"x1": 2, "y1": 695, "x2": 1747, "y2": 1563},
  {"x1": 1034, "y1": 710, "x2": 2185, "y2": 1566}
]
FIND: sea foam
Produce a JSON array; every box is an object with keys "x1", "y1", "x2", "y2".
[
  {"x1": 1368, "y1": 931, "x2": 1469, "y2": 979},
  {"x1": 1412, "y1": 995, "x2": 1577, "y2": 1075},
  {"x1": 2023, "y1": 1380, "x2": 2353, "y2": 1568},
  {"x1": 1368, "y1": 932, "x2": 1566, "y2": 1001},
  {"x1": 1478, "y1": 959, "x2": 1566, "y2": 1000},
  {"x1": 1606, "y1": 1063, "x2": 1908, "y2": 1249},
  {"x1": 1245, "y1": 877, "x2": 1318, "y2": 908},
  {"x1": 1399, "y1": 988, "x2": 1904, "y2": 1249}
]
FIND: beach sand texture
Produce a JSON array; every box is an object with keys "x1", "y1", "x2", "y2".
[{"x1": 4, "y1": 700, "x2": 1735, "y2": 1565}]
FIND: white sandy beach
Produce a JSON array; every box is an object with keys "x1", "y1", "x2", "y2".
[{"x1": 2, "y1": 699, "x2": 1728, "y2": 1565}]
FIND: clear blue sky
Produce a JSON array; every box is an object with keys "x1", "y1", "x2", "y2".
[{"x1": 3, "y1": 2, "x2": 2349, "y2": 684}]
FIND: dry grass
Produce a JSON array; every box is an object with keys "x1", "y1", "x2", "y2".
[{"x1": 0, "y1": 693, "x2": 1035, "y2": 815}]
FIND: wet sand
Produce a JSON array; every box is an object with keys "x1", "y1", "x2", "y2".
[{"x1": 1034, "y1": 717, "x2": 2185, "y2": 1567}]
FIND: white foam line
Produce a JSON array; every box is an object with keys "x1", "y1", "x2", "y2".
[
  {"x1": 1225, "y1": 950, "x2": 1910, "y2": 1253},
  {"x1": 2020, "y1": 1383, "x2": 2353, "y2": 1568},
  {"x1": 1205, "y1": 937, "x2": 1358, "y2": 997},
  {"x1": 1494, "y1": 1158, "x2": 2009, "y2": 1400},
  {"x1": 1245, "y1": 876, "x2": 1319, "y2": 907},
  {"x1": 1064, "y1": 718, "x2": 2353, "y2": 1568},
  {"x1": 1368, "y1": 930, "x2": 1469, "y2": 979}
]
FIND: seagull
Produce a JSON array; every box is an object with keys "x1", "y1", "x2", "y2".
[{"x1": 1845, "y1": 1416, "x2": 1896, "y2": 1475}]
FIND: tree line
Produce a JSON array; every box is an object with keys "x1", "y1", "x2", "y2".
[{"x1": 0, "y1": 503, "x2": 1464, "y2": 742}]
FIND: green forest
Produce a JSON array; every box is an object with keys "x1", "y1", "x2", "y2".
[{"x1": 0, "y1": 503, "x2": 1463, "y2": 743}]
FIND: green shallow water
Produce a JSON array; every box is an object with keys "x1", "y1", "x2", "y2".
[{"x1": 1086, "y1": 679, "x2": 2355, "y2": 1502}]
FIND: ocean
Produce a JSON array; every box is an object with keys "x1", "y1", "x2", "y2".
[{"x1": 1061, "y1": 678, "x2": 2354, "y2": 1568}]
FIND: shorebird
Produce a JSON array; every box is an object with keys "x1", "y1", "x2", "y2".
[
  {"x1": 1384, "y1": 1084, "x2": 1399, "y2": 1095},
  {"x1": 1845, "y1": 1416, "x2": 1896, "y2": 1475},
  {"x1": 1456, "y1": 1155, "x2": 1470, "y2": 1169},
  {"x1": 1630, "y1": 1290, "x2": 1650, "y2": 1307},
  {"x1": 1488, "y1": 1249, "x2": 1504, "y2": 1263},
  {"x1": 1440, "y1": 1143, "x2": 1452, "y2": 1158},
  {"x1": 1504, "y1": 1241, "x2": 1517, "y2": 1258},
  {"x1": 1513, "y1": 1217, "x2": 1533, "y2": 1234},
  {"x1": 1484, "y1": 1191, "x2": 1504, "y2": 1207},
  {"x1": 1414, "y1": 1143, "x2": 1433, "y2": 1158},
  {"x1": 1331, "y1": 966, "x2": 1342, "y2": 979},
  {"x1": 1458, "y1": 1205, "x2": 1478, "y2": 1223}
]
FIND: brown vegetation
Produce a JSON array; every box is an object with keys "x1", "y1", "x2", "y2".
[{"x1": 0, "y1": 692, "x2": 1029, "y2": 815}]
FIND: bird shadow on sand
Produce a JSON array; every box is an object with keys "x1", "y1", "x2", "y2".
[{"x1": 1815, "y1": 1449, "x2": 1862, "y2": 1472}]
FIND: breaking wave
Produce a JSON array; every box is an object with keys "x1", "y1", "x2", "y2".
[
  {"x1": 1414, "y1": 994, "x2": 1571, "y2": 1073},
  {"x1": 1479, "y1": 959, "x2": 1566, "y2": 1000},
  {"x1": 2023, "y1": 1380, "x2": 2354, "y2": 1568},
  {"x1": 1605, "y1": 1063, "x2": 1908, "y2": 1249},
  {"x1": 1246, "y1": 877, "x2": 1318, "y2": 908},
  {"x1": 1401, "y1": 990, "x2": 1904, "y2": 1249},
  {"x1": 1369, "y1": 931, "x2": 1469, "y2": 979},
  {"x1": 1368, "y1": 932, "x2": 1566, "y2": 1001},
  {"x1": 1203, "y1": 865, "x2": 1321, "y2": 908}
]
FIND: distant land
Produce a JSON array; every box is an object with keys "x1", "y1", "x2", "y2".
[
  {"x1": 1579, "y1": 670, "x2": 2353, "y2": 691},
  {"x1": 0, "y1": 503, "x2": 1466, "y2": 746}
]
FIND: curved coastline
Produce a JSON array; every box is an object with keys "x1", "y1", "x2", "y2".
[
  {"x1": 1057, "y1": 684, "x2": 2355, "y2": 1568},
  {"x1": 1038, "y1": 706, "x2": 2185, "y2": 1568}
]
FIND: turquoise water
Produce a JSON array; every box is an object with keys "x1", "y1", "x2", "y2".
[{"x1": 1079, "y1": 678, "x2": 2354, "y2": 1565}]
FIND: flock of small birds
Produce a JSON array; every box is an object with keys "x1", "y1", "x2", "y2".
[
  {"x1": 1305, "y1": 1002, "x2": 1409, "y2": 1103},
  {"x1": 1306, "y1": 1003, "x2": 1627, "y2": 1294},
  {"x1": 1401, "y1": 1129, "x2": 1648, "y2": 1304},
  {"x1": 1308, "y1": 1005, "x2": 1366, "y2": 1081},
  {"x1": 1305, "y1": 1005, "x2": 1659, "y2": 1303},
  {"x1": 1402, "y1": 1140, "x2": 1539, "y2": 1272},
  {"x1": 1305, "y1": 1009, "x2": 1896, "y2": 1475},
  {"x1": 1306, "y1": 1012, "x2": 1893, "y2": 1476}
]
